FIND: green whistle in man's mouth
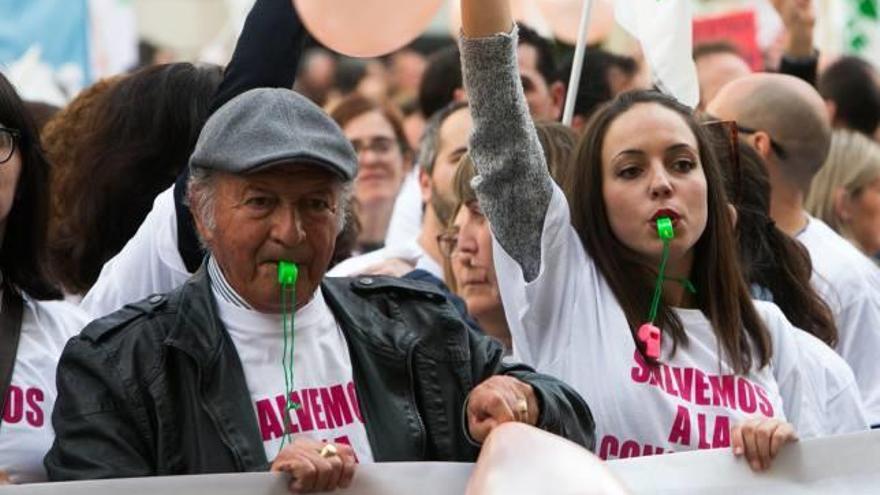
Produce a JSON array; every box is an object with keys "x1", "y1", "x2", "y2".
[{"x1": 278, "y1": 261, "x2": 298, "y2": 286}]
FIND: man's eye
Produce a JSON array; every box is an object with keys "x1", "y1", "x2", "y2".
[
  {"x1": 303, "y1": 198, "x2": 332, "y2": 211},
  {"x1": 245, "y1": 196, "x2": 275, "y2": 208}
]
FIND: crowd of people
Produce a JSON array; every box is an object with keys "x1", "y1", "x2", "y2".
[{"x1": 2, "y1": 0, "x2": 880, "y2": 491}]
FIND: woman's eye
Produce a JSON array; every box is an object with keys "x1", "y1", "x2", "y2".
[
  {"x1": 671, "y1": 159, "x2": 696, "y2": 172},
  {"x1": 617, "y1": 166, "x2": 641, "y2": 179}
]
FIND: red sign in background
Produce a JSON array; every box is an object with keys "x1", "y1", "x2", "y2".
[{"x1": 693, "y1": 9, "x2": 763, "y2": 71}]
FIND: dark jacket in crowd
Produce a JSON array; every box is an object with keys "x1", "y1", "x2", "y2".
[{"x1": 44, "y1": 267, "x2": 595, "y2": 479}]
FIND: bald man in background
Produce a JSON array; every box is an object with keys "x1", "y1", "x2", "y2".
[{"x1": 709, "y1": 73, "x2": 880, "y2": 428}]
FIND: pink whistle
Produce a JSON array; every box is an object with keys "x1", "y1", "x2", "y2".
[{"x1": 638, "y1": 323, "x2": 662, "y2": 359}]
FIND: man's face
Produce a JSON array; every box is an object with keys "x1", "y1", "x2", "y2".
[
  {"x1": 518, "y1": 44, "x2": 560, "y2": 121},
  {"x1": 696, "y1": 52, "x2": 751, "y2": 110},
  {"x1": 195, "y1": 165, "x2": 344, "y2": 312},
  {"x1": 423, "y1": 108, "x2": 473, "y2": 225}
]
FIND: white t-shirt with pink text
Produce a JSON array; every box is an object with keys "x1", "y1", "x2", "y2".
[
  {"x1": 495, "y1": 187, "x2": 824, "y2": 460},
  {"x1": 0, "y1": 293, "x2": 90, "y2": 483},
  {"x1": 210, "y1": 262, "x2": 374, "y2": 464}
]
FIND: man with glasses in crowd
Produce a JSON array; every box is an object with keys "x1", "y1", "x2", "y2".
[{"x1": 708, "y1": 73, "x2": 880, "y2": 429}]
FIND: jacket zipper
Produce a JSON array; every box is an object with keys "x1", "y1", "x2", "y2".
[{"x1": 406, "y1": 344, "x2": 428, "y2": 459}]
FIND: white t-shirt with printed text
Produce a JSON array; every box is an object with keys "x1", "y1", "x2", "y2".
[
  {"x1": 797, "y1": 216, "x2": 880, "y2": 426},
  {"x1": 209, "y1": 260, "x2": 374, "y2": 464},
  {"x1": 0, "y1": 294, "x2": 90, "y2": 483},
  {"x1": 494, "y1": 187, "x2": 823, "y2": 460}
]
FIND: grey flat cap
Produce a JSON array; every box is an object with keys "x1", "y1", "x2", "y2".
[{"x1": 189, "y1": 88, "x2": 356, "y2": 180}]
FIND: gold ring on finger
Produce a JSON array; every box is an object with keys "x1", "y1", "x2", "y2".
[{"x1": 319, "y1": 443, "x2": 338, "y2": 458}]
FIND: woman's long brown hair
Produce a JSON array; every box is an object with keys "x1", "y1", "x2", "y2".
[{"x1": 562, "y1": 91, "x2": 772, "y2": 374}]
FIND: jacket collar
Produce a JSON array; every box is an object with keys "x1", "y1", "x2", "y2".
[{"x1": 164, "y1": 262, "x2": 227, "y2": 368}]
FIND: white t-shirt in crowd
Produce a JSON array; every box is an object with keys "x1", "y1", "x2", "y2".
[
  {"x1": 797, "y1": 216, "x2": 880, "y2": 426},
  {"x1": 383, "y1": 166, "x2": 423, "y2": 249},
  {"x1": 328, "y1": 240, "x2": 442, "y2": 279},
  {"x1": 792, "y1": 330, "x2": 868, "y2": 434},
  {"x1": 0, "y1": 294, "x2": 90, "y2": 483},
  {"x1": 208, "y1": 258, "x2": 373, "y2": 463},
  {"x1": 494, "y1": 187, "x2": 823, "y2": 460},
  {"x1": 81, "y1": 186, "x2": 189, "y2": 320}
]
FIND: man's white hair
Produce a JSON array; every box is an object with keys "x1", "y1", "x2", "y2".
[{"x1": 186, "y1": 167, "x2": 352, "y2": 249}]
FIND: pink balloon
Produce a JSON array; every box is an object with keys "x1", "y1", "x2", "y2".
[
  {"x1": 534, "y1": 0, "x2": 614, "y2": 45},
  {"x1": 294, "y1": 0, "x2": 444, "y2": 58}
]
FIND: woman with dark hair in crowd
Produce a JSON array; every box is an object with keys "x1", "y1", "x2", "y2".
[
  {"x1": 0, "y1": 73, "x2": 89, "y2": 483},
  {"x1": 43, "y1": 62, "x2": 222, "y2": 295},
  {"x1": 723, "y1": 140, "x2": 867, "y2": 434},
  {"x1": 330, "y1": 94, "x2": 412, "y2": 254},
  {"x1": 459, "y1": 0, "x2": 824, "y2": 470}
]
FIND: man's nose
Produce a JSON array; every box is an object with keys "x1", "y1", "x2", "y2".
[{"x1": 272, "y1": 204, "x2": 306, "y2": 246}]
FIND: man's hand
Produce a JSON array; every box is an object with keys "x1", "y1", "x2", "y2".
[
  {"x1": 271, "y1": 439, "x2": 357, "y2": 493},
  {"x1": 731, "y1": 418, "x2": 798, "y2": 472},
  {"x1": 772, "y1": 0, "x2": 816, "y2": 57},
  {"x1": 467, "y1": 375, "x2": 539, "y2": 443}
]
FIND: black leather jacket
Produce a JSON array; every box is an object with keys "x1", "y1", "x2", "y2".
[{"x1": 45, "y1": 267, "x2": 595, "y2": 480}]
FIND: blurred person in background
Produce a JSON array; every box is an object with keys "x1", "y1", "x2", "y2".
[
  {"x1": 294, "y1": 48, "x2": 336, "y2": 107},
  {"x1": 560, "y1": 48, "x2": 641, "y2": 132},
  {"x1": 806, "y1": 130, "x2": 880, "y2": 258},
  {"x1": 0, "y1": 72, "x2": 89, "y2": 484},
  {"x1": 693, "y1": 41, "x2": 751, "y2": 111},
  {"x1": 817, "y1": 56, "x2": 880, "y2": 140},
  {"x1": 43, "y1": 63, "x2": 222, "y2": 296},
  {"x1": 330, "y1": 94, "x2": 413, "y2": 253},
  {"x1": 516, "y1": 24, "x2": 565, "y2": 121}
]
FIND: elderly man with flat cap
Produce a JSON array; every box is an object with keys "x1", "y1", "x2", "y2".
[
  {"x1": 708, "y1": 74, "x2": 880, "y2": 429},
  {"x1": 44, "y1": 88, "x2": 594, "y2": 492}
]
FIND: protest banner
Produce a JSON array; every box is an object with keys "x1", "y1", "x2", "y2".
[{"x1": 7, "y1": 430, "x2": 879, "y2": 494}]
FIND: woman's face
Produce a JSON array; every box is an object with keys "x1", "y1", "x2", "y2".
[
  {"x1": 0, "y1": 143, "x2": 22, "y2": 230},
  {"x1": 449, "y1": 201, "x2": 502, "y2": 321},
  {"x1": 600, "y1": 102, "x2": 708, "y2": 266},
  {"x1": 345, "y1": 110, "x2": 408, "y2": 209},
  {"x1": 842, "y1": 177, "x2": 880, "y2": 255}
]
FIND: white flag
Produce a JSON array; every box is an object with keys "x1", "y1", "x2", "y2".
[{"x1": 614, "y1": 0, "x2": 699, "y2": 108}]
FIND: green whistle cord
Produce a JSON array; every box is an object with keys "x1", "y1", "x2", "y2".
[
  {"x1": 278, "y1": 261, "x2": 299, "y2": 453},
  {"x1": 646, "y1": 217, "x2": 696, "y2": 324}
]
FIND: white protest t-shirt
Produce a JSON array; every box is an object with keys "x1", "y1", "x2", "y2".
[
  {"x1": 0, "y1": 294, "x2": 90, "y2": 483},
  {"x1": 81, "y1": 186, "x2": 190, "y2": 319},
  {"x1": 327, "y1": 240, "x2": 442, "y2": 279},
  {"x1": 494, "y1": 186, "x2": 823, "y2": 460},
  {"x1": 383, "y1": 166, "x2": 423, "y2": 249},
  {"x1": 797, "y1": 216, "x2": 880, "y2": 426},
  {"x1": 209, "y1": 259, "x2": 373, "y2": 463},
  {"x1": 792, "y1": 330, "x2": 868, "y2": 434}
]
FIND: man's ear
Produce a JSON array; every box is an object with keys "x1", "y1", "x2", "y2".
[
  {"x1": 750, "y1": 132, "x2": 773, "y2": 161},
  {"x1": 727, "y1": 203, "x2": 739, "y2": 229},
  {"x1": 550, "y1": 81, "x2": 567, "y2": 120},
  {"x1": 418, "y1": 166, "x2": 433, "y2": 204},
  {"x1": 452, "y1": 87, "x2": 468, "y2": 103}
]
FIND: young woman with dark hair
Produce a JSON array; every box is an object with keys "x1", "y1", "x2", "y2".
[
  {"x1": 724, "y1": 140, "x2": 867, "y2": 434},
  {"x1": 44, "y1": 62, "x2": 223, "y2": 295},
  {"x1": 459, "y1": 0, "x2": 823, "y2": 471},
  {"x1": 0, "y1": 73, "x2": 89, "y2": 483}
]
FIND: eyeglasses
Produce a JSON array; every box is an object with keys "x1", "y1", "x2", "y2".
[
  {"x1": 437, "y1": 226, "x2": 460, "y2": 258},
  {"x1": 350, "y1": 136, "x2": 399, "y2": 156},
  {"x1": 734, "y1": 124, "x2": 788, "y2": 161},
  {"x1": 0, "y1": 127, "x2": 19, "y2": 164}
]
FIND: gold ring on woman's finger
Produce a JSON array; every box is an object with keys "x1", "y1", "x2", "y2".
[
  {"x1": 319, "y1": 443, "x2": 338, "y2": 458},
  {"x1": 517, "y1": 399, "x2": 528, "y2": 417}
]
